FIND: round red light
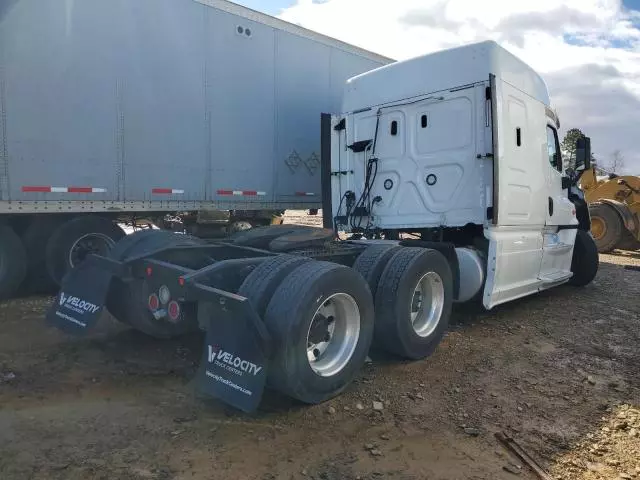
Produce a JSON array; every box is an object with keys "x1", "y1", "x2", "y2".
[
  {"x1": 146, "y1": 266, "x2": 153, "y2": 277},
  {"x1": 167, "y1": 301, "x2": 180, "y2": 322},
  {"x1": 148, "y1": 293, "x2": 160, "y2": 311}
]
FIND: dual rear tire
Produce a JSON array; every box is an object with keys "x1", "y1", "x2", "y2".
[{"x1": 230, "y1": 245, "x2": 453, "y2": 405}]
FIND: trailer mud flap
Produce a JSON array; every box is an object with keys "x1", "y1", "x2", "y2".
[
  {"x1": 194, "y1": 291, "x2": 270, "y2": 413},
  {"x1": 46, "y1": 257, "x2": 114, "y2": 335}
]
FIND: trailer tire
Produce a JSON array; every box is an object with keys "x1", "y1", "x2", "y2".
[
  {"x1": 352, "y1": 244, "x2": 401, "y2": 296},
  {"x1": 21, "y1": 216, "x2": 66, "y2": 293},
  {"x1": 106, "y1": 230, "x2": 206, "y2": 336},
  {"x1": 229, "y1": 225, "x2": 315, "y2": 249},
  {"x1": 237, "y1": 255, "x2": 311, "y2": 317},
  {"x1": 0, "y1": 226, "x2": 27, "y2": 300},
  {"x1": 568, "y1": 230, "x2": 599, "y2": 287},
  {"x1": 374, "y1": 247, "x2": 453, "y2": 360},
  {"x1": 263, "y1": 261, "x2": 374, "y2": 404},
  {"x1": 46, "y1": 216, "x2": 125, "y2": 286},
  {"x1": 589, "y1": 203, "x2": 622, "y2": 253}
]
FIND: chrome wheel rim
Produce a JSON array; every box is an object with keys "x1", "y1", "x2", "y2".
[
  {"x1": 69, "y1": 233, "x2": 115, "y2": 268},
  {"x1": 306, "y1": 293, "x2": 360, "y2": 377},
  {"x1": 410, "y1": 271, "x2": 445, "y2": 337}
]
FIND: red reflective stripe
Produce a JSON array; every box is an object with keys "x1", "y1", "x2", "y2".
[
  {"x1": 243, "y1": 190, "x2": 257, "y2": 196},
  {"x1": 22, "y1": 186, "x2": 50, "y2": 192},
  {"x1": 68, "y1": 187, "x2": 92, "y2": 193},
  {"x1": 217, "y1": 190, "x2": 233, "y2": 195},
  {"x1": 152, "y1": 188, "x2": 172, "y2": 194}
]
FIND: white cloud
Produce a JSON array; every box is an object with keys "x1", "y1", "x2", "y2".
[{"x1": 279, "y1": 0, "x2": 640, "y2": 173}]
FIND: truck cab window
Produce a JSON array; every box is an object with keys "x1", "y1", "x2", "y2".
[{"x1": 546, "y1": 126, "x2": 561, "y2": 172}]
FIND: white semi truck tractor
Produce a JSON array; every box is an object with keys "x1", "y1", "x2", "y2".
[{"x1": 48, "y1": 41, "x2": 599, "y2": 412}]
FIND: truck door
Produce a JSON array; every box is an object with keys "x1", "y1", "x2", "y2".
[
  {"x1": 483, "y1": 76, "x2": 548, "y2": 309},
  {"x1": 537, "y1": 123, "x2": 577, "y2": 283}
]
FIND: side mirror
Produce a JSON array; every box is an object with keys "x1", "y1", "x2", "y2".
[{"x1": 575, "y1": 137, "x2": 591, "y2": 171}]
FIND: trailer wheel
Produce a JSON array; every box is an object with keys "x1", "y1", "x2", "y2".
[
  {"x1": 352, "y1": 244, "x2": 401, "y2": 296},
  {"x1": 229, "y1": 225, "x2": 316, "y2": 249},
  {"x1": 106, "y1": 230, "x2": 206, "y2": 336},
  {"x1": 46, "y1": 216, "x2": 125, "y2": 286},
  {"x1": 589, "y1": 203, "x2": 622, "y2": 253},
  {"x1": 0, "y1": 225, "x2": 27, "y2": 300},
  {"x1": 568, "y1": 230, "x2": 599, "y2": 287},
  {"x1": 374, "y1": 248, "x2": 453, "y2": 360},
  {"x1": 21, "y1": 216, "x2": 65, "y2": 293},
  {"x1": 263, "y1": 261, "x2": 374, "y2": 404},
  {"x1": 236, "y1": 255, "x2": 311, "y2": 317}
]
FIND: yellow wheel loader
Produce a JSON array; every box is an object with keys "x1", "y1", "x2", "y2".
[{"x1": 579, "y1": 168, "x2": 640, "y2": 252}]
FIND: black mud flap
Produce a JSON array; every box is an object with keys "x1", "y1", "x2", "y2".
[
  {"x1": 46, "y1": 256, "x2": 116, "y2": 335},
  {"x1": 194, "y1": 287, "x2": 271, "y2": 413}
]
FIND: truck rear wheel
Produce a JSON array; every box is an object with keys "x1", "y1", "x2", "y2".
[
  {"x1": 568, "y1": 230, "x2": 599, "y2": 287},
  {"x1": 46, "y1": 216, "x2": 125, "y2": 286},
  {"x1": 352, "y1": 244, "x2": 401, "y2": 296},
  {"x1": 0, "y1": 225, "x2": 27, "y2": 300},
  {"x1": 263, "y1": 261, "x2": 374, "y2": 404},
  {"x1": 589, "y1": 203, "x2": 622, "y2": 253},
  {"x1": 236, "y1": 255, "x2": 311, "y2": 317},
  {"x1": 374, "y1": 248, "x2": 453, "y2": 360}
]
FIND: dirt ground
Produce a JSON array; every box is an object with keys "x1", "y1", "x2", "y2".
[{"x1": 1, "y1": 212, "x2": 639, "y2": 480}]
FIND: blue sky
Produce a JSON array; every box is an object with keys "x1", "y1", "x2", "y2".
[{"x1": 235, "y1": 0, "x2": 292, "y2": 15}]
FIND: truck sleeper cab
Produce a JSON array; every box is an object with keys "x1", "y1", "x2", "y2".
[
  {"x1": 47, "y1": 41, "x2": 599, "y2": 413},
  {"x1": 328, "y1": 40, "x2": 596, "y2": 309}
]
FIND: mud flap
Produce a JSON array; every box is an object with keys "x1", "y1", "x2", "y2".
[
  {"x1": 45, "y1": 256, "x2": 116, "y2": 335},
  {"x1": 194, "y1": 289, "x2": 270, "y2": 413}
]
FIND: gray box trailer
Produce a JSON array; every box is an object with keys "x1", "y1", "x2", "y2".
[{"x1": 0, "y1": 0, "x2": 391, "y2": 297}]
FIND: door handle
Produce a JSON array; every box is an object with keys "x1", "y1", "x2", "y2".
[{"x1": 548, "y1": 197, "x2": 554, "y2": 216}]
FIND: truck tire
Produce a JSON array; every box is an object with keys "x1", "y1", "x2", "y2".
[
  {"x1": 228, "y1": 225, "x2": 315, "y2": 249},
  {"x1": 21, "y1": 216, "x2": 65, "y2": 293},
  {"x1": 106, "y1": 230, "x2": 206, "y2": 337},
  {"x1": 0, "y1": 225, "x2": 27, "y2": 300},
  {"x1": 46, "y1": 216, "x2": 125, "y2": 286},
  {"x1": 374, "y1": 247, "x2": 453, "y2": 360},
  {"x1": 589, "y1": 203, "x2": 622, "y2": 253},
  {"x1": 568, "y1": 230, "x2": 599, "y2": 287},
  {"x1": 236, "y1": 255, "x2": 311, "y2": 317},
  {"x1": 352, "y1": 244, "x2": 401, "y2": 296},
  {"x1": 263, "y1": 261, "x2": 374, "y2": 404}
]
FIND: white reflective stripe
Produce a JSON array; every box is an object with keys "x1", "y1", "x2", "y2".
[
  {"x1": 256, "y1": 191, "x2": 266, "y2": 196},
  {"x1": 172, "y1": 189, "x2": 184, "y2": 194},
  {"x1": 91, "y1": 188, "x2": 107, "y2": 193},
  {"x1": 50, "y1": 187, "x2": 68, "y2": 193},
  {"x1": 232, "y1": 191, "x2": 243, "y2": 195}
]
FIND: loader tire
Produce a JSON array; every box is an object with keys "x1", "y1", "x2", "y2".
[
  {"x1": 46, "y1": 216, "x2": 125, "y2": 286},
  {"x1": 589, "y1": 203, "x2": 622, "y2": 253},
  {"x1": 615, "y1": 229, "x2": 640, "y2": 251},
  {"x1": 568, "y1": 230, "x2": 599, "y2": 287},
  {"x1": 352, "y1": 244, "x2": 401, "y2": 297},
  {"x1": 237, "y1": 255, "x2": 311, "y2": 317},
  {"x1": 374, "y1": 247, "x2": 453, "y2": 360},
  {"x1": 0, "y1": 225, "x2": 27, "y2": 300},
  {"x1": 263, "y1": 261, "x2": 374, "y2": 404},
  {"x1": 106, "y1": 231, "x2": 205, "y2": 337}
]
